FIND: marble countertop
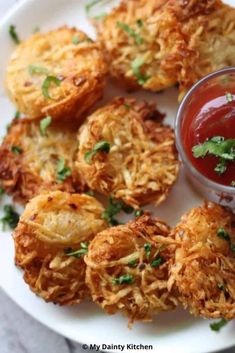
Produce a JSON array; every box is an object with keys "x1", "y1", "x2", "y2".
[{"x1": 0, "y1": 1, "x2": 234, "y2": 353}]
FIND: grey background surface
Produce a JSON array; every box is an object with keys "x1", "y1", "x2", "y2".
[{"x1": 0, "y1": 1, "x2": 234, "y2": 353}]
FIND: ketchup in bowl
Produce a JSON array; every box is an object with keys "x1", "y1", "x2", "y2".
[
  {"x1": 182, "y1": 89, "x2": 235, "y2": 186},
  {"x1": 176, "y1": 67, "x2": 235, "y2": 208}
]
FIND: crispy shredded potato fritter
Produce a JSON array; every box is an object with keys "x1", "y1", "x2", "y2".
[
  {"x1": 0, "y1": 118, "x2": 84, "y2": 204},
  {"x1": 14, "y1": 191, "x2": 108, "y2": 305},
  {"x1": 96, "y1": 0, "x2": 185, "y2": 91},
  {"x1": 85, "y1": 214, "x2": 178, "y2": 325},
  {"x1": 167, "y1": 0, "x2": 235, "y2": 98},
  {"x1": 77, "y1": 97, "x2": 179, "y2": 208},
  {"x1": 169, "y1": 202, "x2": 235, "y2": 320},
  {"x1": 6, "y1": 26, "x2": 107, "y2": 121}
]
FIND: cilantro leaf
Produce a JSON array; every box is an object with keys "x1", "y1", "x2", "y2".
[
  {"x1": 112, "y1": 274, "x2": 134, "y2": 285},
  {"x1": 28, "y1": 65, "x2": 49, "y2": 75},
  {"x1": 151, "y1": 256, "x2": 165, "y2": 268},
  {"x1": 42, "y1": 76, "x2": 61, "y2": 100},
  {"x1": 85, "y1": 141, "x2": 110, "y2": 163},
  {"x1": 117, "y1": 21, "x2": 143, "y2": 45},
  {"x1": 192, "y1": 136, "x2": 235, "y2": 176},
  {"x1": 101, "y1": 197, "x2": 134, "y2": 226},
  {"x1": 9, "y1": 25, "x2": 20, "y2": 44},
  {"x1": 210, "y1": 318, "x2": 227, "y2": 332},
  {"x1": 144, "y1": 243, "x2": 152, "y2": 258},
  {"x1": 40, "y1": 116, "x2": 52, "y2": 136},
  {"x1": 1, "y1": 205, "x2": 19, "y2": 230},
  {"x1": 217, "y1": 227, "x2": 231, "y2": 242},
  {"x1": 56, "y1": 157, "x2": 71, "y2": 182},
  {"x1": 11, "y1": 146, "x2": 22, "y2": 155},
  {"x1": 64, "y1": 242, "x2": 89, "y2": 258},
  {"x1": 131, "y1": 57, "x2": 150, "y2": 85}
]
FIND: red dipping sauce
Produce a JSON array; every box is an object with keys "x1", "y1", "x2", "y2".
[{"x1": 181, "y1": 88, "x2": 235, "y2": 186}]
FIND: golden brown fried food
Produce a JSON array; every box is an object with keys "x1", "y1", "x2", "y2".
[
  {"x1": 0, "y1": 117, "x2": 84, "y2": 205},
  {"x1": 85, "y1": 214, "x2": 178, "y2": 325},
  {"x1": 169, "y1": 202, "x2": 235, "y2": 320},
  {"x1": 96, "y1": 0, "x2": 185, "y2": 91},
  {"x1": 166, "y1": 0, "x2": 235, "y2": 98},
  {"x1": 14, "y1": 191, "x2": 108, "y2": 305},
  {"x1": 6, "y1": 26, "x2": 107, "y2": 121},
  {"x1": 77, "y1": 97, "x2": 179, "y2": 208}
]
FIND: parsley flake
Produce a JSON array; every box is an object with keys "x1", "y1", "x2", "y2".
[
  {"x1": 217, "y1": 283, "x2": 225, "y2": 291},
  {"x1": 28, "y1": 65, "x2": 49, "y2": 75},
  {"x1": 11, "y1": 146, "x2": 22, "y2": 155},
  {"x1": 40, "y1": 116, "x2": 52, "y2": 136},
  {"x1": 131, "y1": 57, "x2": 150, "y2": 85},
  {"x1": 151, "y1": 256, "x2": 165, "y2": 268},
  {"x1": 117, "y1": 21, "x2": 143, "y2": 45},
  {"x1": 1, "y1": 205, "x2": 19, "y2": 230},
  {"x1": 42, "y1": 76, "x2": 61, "y2": 100},
  {"x1": 144, "y1": 243, "x2": 152, "y2": 258},
  {"x1": 210, "y1": 318, "x2": 227, "y2": 332},
  {"x1": 101, "y1": 197, "x2": 133, "y2": 226},
  {"x1": 135, "y1": 209, "x2": 143, "y2": 217},
  {"x1": 9, "y1": 25, "x2": 20, "y2": 44},
  {"x1": 56, "y1": 157, "x2": 72, "y2": 182},
  {"x1": 217, "y1": 228, "x2": 231, "y2": 242},
  {"x1": 112, "y1": 274, "x2": 134, "y2": 285},
  {"x1": 128, "y1": 259, "x2": 138, "y2": 268},
  {"x1": 85, "y1": 141, "x2": 110, "y2": 163},
  {"x1": 64, "y1": 242, "x2": 89, "y2": 258}
]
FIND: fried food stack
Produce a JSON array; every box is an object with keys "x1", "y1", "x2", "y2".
[{"x1": 1, "y1": 0, "x2": 235, "y2": 328}]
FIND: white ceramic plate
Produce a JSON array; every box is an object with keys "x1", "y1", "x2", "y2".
[{"x1": 0, "y1": 1, "x2": 235, "y2": 352}]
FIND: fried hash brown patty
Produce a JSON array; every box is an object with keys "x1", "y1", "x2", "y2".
[
  {"x1": 169, "y1": 202, "x2": 235, "y2": 320},
  {"x1": 6, "y1": 26, "x2": 107, "y2": 121},
  {"x1": 0, "y1": 118, "x2": 83, "y2": 204},
  {"x1": 85, "y1": 214, "x2": 178, "y2": 324},
  {"x1": 96, "y1": 0, "x2": 185, "y2": 91},
  {"x1": 167, "y1": 0, "x2": 235, "y2": 98},
  {"x1": 77, "y1": 97, "x2": 179, "y2": 208},
  {"x1": 14, "y1": 191, "x2": 108, "y2": 305}
]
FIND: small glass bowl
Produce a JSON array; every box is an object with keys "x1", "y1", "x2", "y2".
[{"x1": 175, "y1": 67, "x2": 235, "y2": 209}]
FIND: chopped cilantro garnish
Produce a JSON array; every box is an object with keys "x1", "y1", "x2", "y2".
[
  {"x1": 101, "y1": 197, "x2": 133, "y2": 226},
  {"x1": 217, "y1": 283, "x2": 225, "y2": 290},
  {"x1": 0, "y1": 187, "x2": 4, "y2": 195},
  {"x1": 151, "y1": 256, "x2": 165, "y2": 268},
  {"x1": 11, "y1": 146, "x2": 22, "y2": 155},
  {"x1": 128, "y1": 259, "x2": 138, "y2": 268},
  {"x1": 72, "y1": 36, "x2": 81, "y2": 45},
  {"x1": 28, "y1": 65, "x2": 49, "y2": 75},
  {"x1": 210, "y1": 318, "x2": 227, "y2": 332},
  {"x1": 42, "y1": 76, "x2": 61, "y2": 100},
  {"x1": 217, "y1": 228, "x2": 231, "y2": 242},
  {"x1": 9, "y1": 25, "x2": 20, "y2": 44},
  {"x1": 85, "y1": 0, "x2": 106, "y2": 14},
  {"x1": 226, "y1": 92, "x2": 233, "y2": 103},
  {"x1": 112, "y1": 274, "x2": 134, "y2": 285},
  {"x1": 85, "y1": 190, "x2": 94, "y2": 196},
  {"x1": 144, "y1": 243, "x2": 151, "y2": 258},
  {"x1": 131, "y1": 57, "x2": 150, "y2": 85},
  {"x1": 56, "y1": 157, "x2": 71, "y2": 182},
  {"x1": 14, "y1": 111, "x2": 20, "y2": 120},
  {"x1": 39, "y1": 116, "x2": 52, "y2": 136},
  {"x1": 85, "y1": 141, "x2": 110, "y2": 163},
  {"x1": 1, "y1": 204, "x2": 19, "y2": 230},
  {"x1": 117, "y1": 21, "x2": 143, "y2": 45},
  {"x1": 192, "y1": 136, "x2": 235, "y2": 176},
  {"x1": 136, "y1": 19, "x2": 143, "y2": 27},
  {"x1": 64, "y1": 242, "x2": 89, "y2": 258},
  {"x1": 135, "y1": 209, "x2": 143, "y2": 217}
]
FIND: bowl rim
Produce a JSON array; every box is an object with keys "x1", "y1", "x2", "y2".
[{"x1": 175, "y1": 66, "x2": 235, "y2": 195}]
